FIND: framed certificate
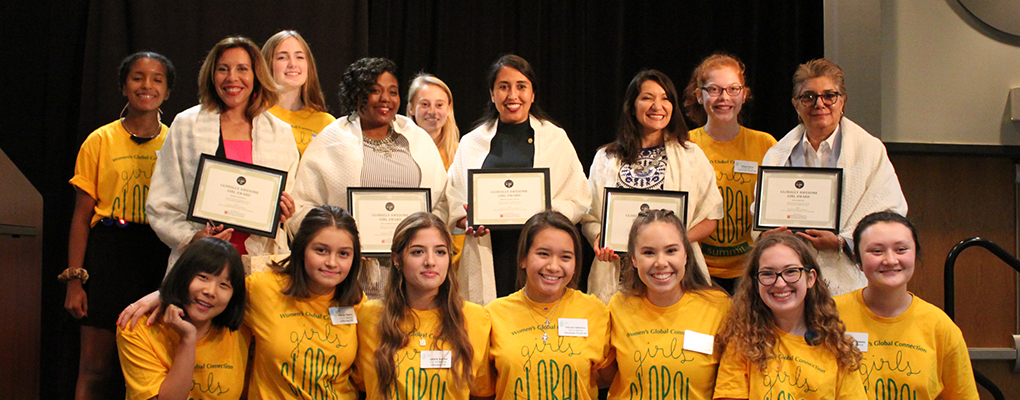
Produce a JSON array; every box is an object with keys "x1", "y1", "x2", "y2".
[
  {"x1": 600, "y1": 188, "x2": 688, "y2": 253},
  {"x1": 467, "y1": 168, "x2": 551, "y2": 228},
  {"x1": 187, "y1": 154, "x2": 288, "y2": 238},
  {"x1": 347, "y1": 187, "x2": 432, "y2": 256},
  {"x1": 753, "y1": 166, "x2": 842, "y2": 232}
]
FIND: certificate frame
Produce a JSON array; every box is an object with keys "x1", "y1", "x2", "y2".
[
  {"x1": 753, "y1": 166, "x2": 843, "y2": 233},
  {"x1": 467, "y1": 168, "x2": 551, "y2": 229},
  {"x1": 599, "y1": 188, "x2": 688, "y2": 254},
  {"x1": 347, "y1": 187, "x2": 432, "y2": 256},
  {"x1": 186, "y1": 154, "x2": 287, "y2": 238}
]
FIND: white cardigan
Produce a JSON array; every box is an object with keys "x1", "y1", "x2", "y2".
[
  {"x1": 762, "y1": 117, "x2": 907, "y2": 295},
  {"x1": 287, "y1": 114, "x2": 448, "y2": 230},
  {"x1": 581, "y1": 140, "x2": 724, "y2": 303},
  {"x1": 447, "y1": 117, "x2": 592, "y2": 304},
  {"x1": 147, "y1": 105, "x2": 299, "y2": 270}
]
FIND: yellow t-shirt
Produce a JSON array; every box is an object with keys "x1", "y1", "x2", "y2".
[
  {"x1": 689, "y1": 126, "x2": 776, "y2": 278},
  {"x1": 117, "y1": 315, "x2": 249, "y2": 400},
  {"x1": 714, "y1": 329, "x2": 866, "y2": 400},
  {"x1": 244, "y1": 270, "x2": 361, "y2": 400},
  {"x1": 354, "y1": 299, "x2": 494, "y2": 400},
  {"x1": 834, "y1": 289, "x2": 979, "y2": 400},
  {"x1": 269, "y1": 105, "x2": 336, "y2": 156},
  {"x1": 608, "y1": 290, "x2": 731, "y2": 400},
  {"x1": 486, "y1": 288, "x2": 611, "y2": 400},
  {"x1": 70, "y1": 119, "x2": 168, "y2": 226}
]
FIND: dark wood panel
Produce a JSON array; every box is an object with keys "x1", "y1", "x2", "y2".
[{"x1": 0, "y1": 235, "x2": 41, "y2": 400}]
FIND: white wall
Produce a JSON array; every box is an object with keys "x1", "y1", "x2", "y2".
[{"x1": 827, "y1": 0, "x2": 1020, "y2": 145}]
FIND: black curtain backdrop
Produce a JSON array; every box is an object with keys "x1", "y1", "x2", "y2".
[{"x1": 0, "y1": 1, "x2": 819, "y2": 398}]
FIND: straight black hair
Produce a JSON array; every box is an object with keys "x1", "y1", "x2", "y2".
[{"x1": 160, "y1": 237, "x2": 246, "y2": 331}]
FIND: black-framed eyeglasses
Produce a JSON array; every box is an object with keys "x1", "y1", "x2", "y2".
[
  {"x1": 701, "y1": 85, "x2": 743, "y2": 97},
  {"x1": 795, "y1": 92, "x2": 841, "y2": 106},
  {"x1": 756, "y1": 267, "x2": 807, "y2": 286}
]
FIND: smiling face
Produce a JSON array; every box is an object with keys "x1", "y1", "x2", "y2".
[
  {"x1": 858, "y1": 222, "x2": 916, "y2": 291},
  {"x1": 411, "y1": 84, "x2": 450, "y2": 137},
  {"x1": 698, "y1": 66, "x2": 745, "y2": 124},
  {"x1": 632, "y1": 222, "x2": 686, "y2": 306},
  {"x1": 793, "y1": 76, "x2": 844, "y2": 136},
  {"x1": 185, "y1": 267, "x2": 233, "y2": 327},
  {"x1": 303, "y1": 226, "x2": 355, "y2": 296},
  {"x1": 122, "y1": 57, "x2": 169, "y2": 113},
  {"x1": 634, "y1": 80, "x2": 673, "y2": 136},
  {"x1": 272, "y1": 37, "x2": 308, "y2": 92},
  {"x1": 757, "y1": 244, "x2": 816, "y2": 322},
  {"x1": 522, "y1": 227, "x2": 576, "y2": 303},
  {"x1": 359, "y1": 71, "x2": 399, "y2": 130},
  {"x1": 214, "y1": 47, "x2": 254, "y2": 113},
  {"x1": 490, "y1": 66, "x2": 534, "y2": 124},
  {"x1": 399, "y1": 227, "x2": 451, "y2": 306}
]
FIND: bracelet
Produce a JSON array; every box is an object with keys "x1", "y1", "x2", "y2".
[{"x1": 58, "y1": 268, "x2": 89, "y2": 284}]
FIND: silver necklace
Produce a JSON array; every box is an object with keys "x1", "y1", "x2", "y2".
[
  {"x1": 522, "y1": 289, "x2": 563, "y2": 343},
  {"x1": 120, "y1": 118, "x2": 160, "y2": 139},
  {"x1": 363, "y1": 128, "x2": 397, "y2": 158}
]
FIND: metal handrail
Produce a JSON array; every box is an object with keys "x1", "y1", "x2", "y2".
[{"x1": 943, "y1": 237, "x2": 1020, "y2": 400}]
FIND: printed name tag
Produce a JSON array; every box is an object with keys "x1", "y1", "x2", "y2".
[
  {"x1": 682, "y1": 330, "x2": 714, "y2": 355},
  {"x1": 846, "y1": 332, "x2": 868, "y2": 352},
  {"x1": 421, "y1": 350, "x2": 452, "y2": 369},
  {"x1": 329, "y1": 306, "x2": 357, "y2": 325},
  {"x1": 733, "y1": 160, "x2": 758, "y2": 174},
  {"x1": 558, "y1": 318, "x2": 588, "y2": 337}
]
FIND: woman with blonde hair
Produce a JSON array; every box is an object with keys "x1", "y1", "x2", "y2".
[
  {"x1": 683, "y1": 54, "x2": 776, "y2": 293},
  {"x1": 407, "y1": 73, "x2": 459, "y2": 169},
  {"x1": 354, "y1": 212, "x2": 492, "y2": 399},
  {"x1": 714, "y1": 233, "x2": 865, "y2": 399},
  {"x1": 147, "y1": 36, "x2": 299, "y2": 269},
  {"x1": 604, "y1": 209, "x2": 731, "y2": 400},
  {"x1": 262, "y1": 30, "x2": 335, "y2": 156}
]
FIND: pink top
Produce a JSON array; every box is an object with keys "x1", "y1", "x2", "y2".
[{"x1": 223, "y1": 140, "x2": 253, "y2": 254}]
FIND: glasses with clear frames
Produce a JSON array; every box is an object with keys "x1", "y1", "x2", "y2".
[
  {"x1": 701, "y1": 85, "x2": 744, "y2": 97},
  {"x1": 795, "y1": 92, "x2": 841, "y2": 106},
  {"x1": 756, "y1": 267, "x2": 807, "y2": 286}
]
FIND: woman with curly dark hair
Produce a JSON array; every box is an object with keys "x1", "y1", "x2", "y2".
[
  {"x1": 289, "y1": 57, "x2": 448, "y2": 298},
  {"x1": 714, "y1": 233, "x2": 865, "y2": 399}
]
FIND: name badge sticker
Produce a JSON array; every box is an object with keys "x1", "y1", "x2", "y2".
[
  {"x1": 329, "y1": 306, "x2": 357, "y2": 325},
  {"x1": 847, "y1": 332, "x2": 868, "y2": 352},
  {"x1": 733, "y1": 160, "x2": 758, "y2": 174},
  {"x1": 558, "y1": 318, "x2": 589, "y2": 337},
  {"x1": 682, "y1": 330, "x2": 714, "y2": 355},
  {"x1": 421, "y1": 350, "x2": 452, "y2": 369}
]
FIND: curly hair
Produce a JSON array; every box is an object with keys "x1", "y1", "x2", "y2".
[
  {"x1": 261, "y1": 30, "x2": 328, "y2": 113},
  {"x1": 619, "y1": 209, "x2": 717, "y2": 297},
  {"x1": 715, "y1": 233, "x2": 861, "y2": 372},
  {"x1": 682, "y1": 53, "x2": 750, "y2": 127},
  {"x1": 603, "y1": 69, "x2": 688, "y2": 165},
  {"x1": 198, "y1": 36, "x2": 278, "y2": 121},
  {"x1": 338, "y1": 57, "x2": 398, "y2": 118},
  {"x1": 270, "y1": 205, "x2": 363, "y2": 306},
  {"x1": 374, "y1": 212, "x2": 473, "y2": 396}
]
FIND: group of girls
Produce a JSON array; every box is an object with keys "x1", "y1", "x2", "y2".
[{"x1": 61, "y1": 26, "x2": 970, "y2": 400}]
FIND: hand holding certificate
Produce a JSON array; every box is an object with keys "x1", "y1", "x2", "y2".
[
  {"x1": 753, "y1": 166, "x2": 842, "y2": 232},
  {"x1": 467, "y1": 168, "x2": 551, "y2": 228},
  {"x1": 186, "y1": 154, "x2": 288, "y2": 238}
]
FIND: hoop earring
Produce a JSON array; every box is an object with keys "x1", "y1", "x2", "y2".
[{"x1": 119, "y1": 103, "x2": 129, "y2": 119}]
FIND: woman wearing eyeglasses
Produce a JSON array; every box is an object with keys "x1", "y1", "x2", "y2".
[
  {"x1": 583, "y1": 70, "x2": 722, "y2": 303},
  {"x1": 714, "y1": 233, "x2": 865, "y2": 399},
  {"x1": 760, "y1": 58, "x2": 907, "y2": 296},
  {"x1": 682, "y1": 54, "x2": 776, "y2": 294}
]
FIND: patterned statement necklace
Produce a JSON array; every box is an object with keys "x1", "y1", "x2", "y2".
[{"x1": 363, "y1": 127, "x2": 397, "y2": 158}]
